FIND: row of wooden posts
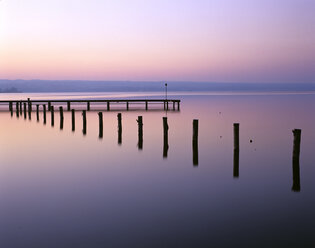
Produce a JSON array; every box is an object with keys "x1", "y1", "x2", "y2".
[
  {"x1": 8, "y1": 98, "x2": 180, "y2": 112},
  {"x1": 11, "y1": 102, "x2": 301, "y2": 191}
]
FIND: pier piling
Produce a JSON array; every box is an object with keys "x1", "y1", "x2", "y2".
[
  {"x1": 43, "y1": 105, "x2": 46, "y2": 124},
  {"x1": 71, "y1": 109, "x2": 75, "y2": 131},
  {"x1": 51, "y1": 106, "x2": 54, "y2": 126},
  {"x1": 137, "y1": 116, "x2": 143, "y2": 150},
  {"x1": 36, "y1": 105, "x2": 39, "y2": 121},
  {"x1": 59, "y1": 106, "x2": 64, "y2": 130},
  {"x1": 193, "y1": 119, "x2": 199, "y2": 166},
  {"x1": 163, "y1": 117, "x2": 169, "y2": 158},
  {"x1": 82, "y1": 110, "x2": 87, "y2": 135},
  {"x1": 98, "y1": 112, "x2": 103, "y2": 139},
  {"x1": 118, "y1": 113, "x2": 122, "y2": 145},
  {"x1": 233, "y1": 123, "x2": 240, "y2": 178},
  {"x1": 292, "y1": 129, "x2": 301, "y2": 192}
]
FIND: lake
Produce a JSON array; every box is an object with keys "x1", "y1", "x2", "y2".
[{"x1": 1, "y1": 92, "x2": 315, "y2": 247}]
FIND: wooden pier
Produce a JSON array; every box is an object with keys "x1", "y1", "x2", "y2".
[{"x1": 2, "y1": 99, "x2": 181, "y2": 111}]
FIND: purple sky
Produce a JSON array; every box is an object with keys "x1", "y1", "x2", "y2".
[{"x1": 0, "y1": 0, "x2": 314, "y2": 83}]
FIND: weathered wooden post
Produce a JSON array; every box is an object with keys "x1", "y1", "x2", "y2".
[
  {"x1": 28, "y1": 98, "x2": 32, "y2": 112},
  {"x1": 59, "y1": 106, "x2": 64, "y2": 130},
  {"x1": 117, "y1": 113, "x2": 122, "y2": 145},
  {"x1": 137, "y1": 116, "x2": 143, "y2": 150},
  {"x1": 126, "y1": 102, "x2": 129, "y2": 111},
  {"x1": 192, "y1": 119, "x2": 199, "y2": 166},
  {"x1": 9, "y1": 101, "x2": 13, "y2": 116},
  {"x1": 87, "y1": 101, "x2": 90, "y2": 111},
  {"x1": 98, "y1": 112, "x2": 103, "y2": 139},
  {"x1": 145, "y1": 101, "x2": 148, "y2": 111},
  {"x1": 67, "y1": 101, "x2": 71, "y2": 111},
  {"x1": 167, "y1": 101, "x2": 169, "y2": 111},
  {"x1": 163, "y1": 101, "x2": 166, "y2": 110},
  {"x1": 16, "y1": 102, "x2": 19, "y2": 117},
  {"x1": 28, "y1": 102, "x2": 31, "y2": 120},
  {"x1": 43, "y1": 104, "x2": 46, "y2": 124},
  {"x1": 36, "y1": 105, "x2": 39, "y2": 122},
  {"x1": 48, "y1": 101, "x2": 51, "y2": 111},
  {"x1": 292, "y1": 129, "x2": 301, "y2": 192},
  {"x1": 23, "y1": 102, "x2": 27, "y2": 119},
  {"x1": 233, "y1": 123, "x2": 240, "y2": 178},
  {"x1": 163, "y1": 117, "x2": 169, "y2": 158},
  {"x1": 107, "y1": 101, "x2": 110, "y2": 111},
  {"x1": 51, "y1": 106, "x2": 54, "y2": 126},
  {"x1": 19, "y1": 101, "x2": 22, "y2": 115},
  {"x1": 173, "y1": 101, "x2": 175, "y2": 111},
  {"x1": 71, "y1": 109, "x2": 75, "y2": 131},
  {"x1": 82, "y1": 110, "x2": 86, "y2": 135},
  {"x1": 9, "y1": 101, "x2": 12, "y2": 112},
  {"x1": 177, "y1": 101, "x2": 180, "y2": 111}
]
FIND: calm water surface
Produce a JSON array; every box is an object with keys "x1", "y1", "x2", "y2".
[{"x1": 1, "y1": 92, "x2": 315, "y2": 247}]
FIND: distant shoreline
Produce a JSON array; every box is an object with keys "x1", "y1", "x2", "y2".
[{"x1": 1, "y1": 80, "x2": 315, "y2": 93}]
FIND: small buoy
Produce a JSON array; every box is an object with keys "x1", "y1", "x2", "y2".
[{"x1": 250, "y1": 139, "x2": 253, "y2": 143}]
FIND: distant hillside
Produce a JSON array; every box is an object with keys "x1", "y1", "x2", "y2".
[{"x1": 0, "y1": 80, "x2": 315, "y2": 93}]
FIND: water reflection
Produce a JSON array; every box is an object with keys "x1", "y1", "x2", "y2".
[{"x1": 292, "y1": 129, "x2": 301, "y2": 192}]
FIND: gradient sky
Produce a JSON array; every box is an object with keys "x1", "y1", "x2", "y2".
[{"x1": 0, "y1": 0, "x2": 314, "y2": 83}]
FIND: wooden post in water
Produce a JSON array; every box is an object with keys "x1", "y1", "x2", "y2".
[
  {"x1": 28, "y1": 98, "x2": 32, "y2": 112},
  {"x1": 51, "y1": 106, "x2": 54, "y2": 126},
  {"x1": 177, "y1": 102, "x2": 180, "y2": 111},
  {"x1": 43, "y1": 105, "x2": 46, "y2": 124},
  {"x1": 137, "y1": 116, "x2": 143, "y2": 150},
  {"x1": 20, "y1": 101, "x2": 22, "y2": 115},
  {"x1": 71, "y1": 109, "x2": 75, "y2": 131},
  {"x1": 173, "y1": 101, "x2": 175, "y2": 111},
  {"x1": 192, "y1": 119, "x2": 199, "y2": 166},
  {"x1": 9, "y1": 101, "x2": 12, "y2": 112},
  {"x1": 117, "y1": 113, "x2": 122, "y2": 145},
  {"x1": 126, "y1": 102, "x2": 129, "y2": 111},
  {"x1": 16, "y1": 102, "x2": 20, "y2": 118},
  {"x1": 23, "y1": 102, "x2": 27, "y2": 119},
  {"x1": 10, "y1": 102, "x2": 13, "y2": 116},
  {"x1": 82, "y1": 110, "x2": 87, "y2": 135},
  {"x1": 163, "y1": 117, "x2": 169, "y2": 158},
  {"x1": 292, "y1": 129, "x2": 301, "y2": 192},
  {"x1": 167, "y1": 101, "x2": 169, "y2": 111},
  {"x1": 107, "y1": 101, "x2": 110, "y2": 111},
  {"x1": 59, "y1": 106, "x2": 64, "y2": 130},
  {"x1": 98, "y1": 112, "x2": 103, "y2": 139},
  {"x1": 233, "y1": 123, "x2": 240, "y2": 177},
  {"x1": 36, "y1": 105, "x2": 39, "y2": 122},
  {"x1": 67, "y1": 101, "x2": 71, "y2": 111},
  {"x1": 145, "y1": 101, "x2": 148, "y2": 111},
  {"x1": 87, "y1": 101, "x2": 90, "y2": 111},
  {"x1": 28, "y1": 102, "x2": 31, "y2": 120},
  {"x1": 48, "y1": 101, "x2": 51, "y2": 111}
]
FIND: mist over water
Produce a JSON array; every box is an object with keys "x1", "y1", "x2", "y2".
[{"x1": 1, "y1": 92, "x2": 315, "y2": 247}]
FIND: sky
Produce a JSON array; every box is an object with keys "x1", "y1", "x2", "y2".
[{"x1": 0, "y1": 0, "x2": 314, "y2": 83}]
